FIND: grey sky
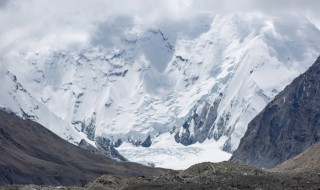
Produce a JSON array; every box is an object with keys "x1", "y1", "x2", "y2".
[{"x1": 0, "y1": 0, "x2": 319, "y2": 57}]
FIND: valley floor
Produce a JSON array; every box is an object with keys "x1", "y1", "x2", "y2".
[{"x1": 2, "y1": 161, "x2": 320, "y2": 190}]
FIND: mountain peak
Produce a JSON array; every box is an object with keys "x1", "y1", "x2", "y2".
[{"x1": 1, "y1": 12, "x2": 320, "y2": 168}]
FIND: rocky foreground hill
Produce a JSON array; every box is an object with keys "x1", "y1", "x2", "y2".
[
  {"x1": 3, "y1": 147, "x2": 320, "y2": 190},
  {"x1": 272, "y1": 141, "x2": 320, "y2": 174}
]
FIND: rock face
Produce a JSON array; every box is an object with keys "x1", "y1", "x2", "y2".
[
  {"x1": 230, "y1": 56, "x2": 320, "y2": 169},
  {"x1": 78, "y1": 138, "x2": 128, "y2": 161},
  {"x1": 0, "y1": 110, "x2": 166, "y2": 186}
]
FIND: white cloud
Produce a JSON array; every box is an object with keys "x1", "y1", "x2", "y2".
[{"x1": 0, "y1": 0, "x2": 319, "y2": 57}]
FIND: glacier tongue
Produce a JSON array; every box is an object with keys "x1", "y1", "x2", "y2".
[{"x1": 2, "y1": 12, "x2": 320, "y2": 168}]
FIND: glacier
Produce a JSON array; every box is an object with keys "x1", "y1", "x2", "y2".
[{"x1": 1, "y1": 12, "x2": 320, "y2": 169}]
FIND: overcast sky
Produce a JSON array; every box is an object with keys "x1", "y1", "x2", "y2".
[{"x1": 0, "y1": 0, "x2": 319, "y2": 57}]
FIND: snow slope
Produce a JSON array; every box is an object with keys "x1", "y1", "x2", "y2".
[
  {"x1": 0, "y1": 67, "x2": 92, "y2": 145},
  {"x1": 1, "y1": 12, "x2": 320, "y2": 168}
]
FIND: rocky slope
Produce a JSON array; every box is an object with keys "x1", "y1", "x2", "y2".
[
  {"x1": 272, "y1": 141, "x2": 320, "y2": 173},
  {"x1": 4, "y1": 161, "x2": 320, "y2": 190},
  {"x1": 0, "y1": 110, "x2": 166, "y2": 186},
  {"x1": 230, "y1": 56, "x2": 320, "y2": 169}
]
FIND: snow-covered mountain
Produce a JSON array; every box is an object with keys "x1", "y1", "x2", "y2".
[{"x1": 1, "y1": 12, "x2": 320, "y2": 169}]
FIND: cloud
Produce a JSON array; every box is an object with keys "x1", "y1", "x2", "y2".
[
  {"x1": 0, "y1": 0, "x2": 9, "y2": 8},
  {"x1": 0, "y1": 0, "x2": 319, "y2": 58}
]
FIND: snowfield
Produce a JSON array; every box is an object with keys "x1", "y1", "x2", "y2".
[{"x1": 117, "y1": 133, "x2": 231, "y2": 169}]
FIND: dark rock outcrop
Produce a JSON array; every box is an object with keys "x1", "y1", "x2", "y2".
[
  {"x1": 230, "y1": 56, "x2": 320, "y2": 169},
  {"x1": 141, "y1": 135, "x2": 152, "y2": 148},
  {"x1": 175, "y1": 99, "x2": 222, "y2": 146},
  {"x1": 78, "y1": 139, "x2": 128, "y2": 161},
  {"x1": 95, "y1": 137, "x2": 128, "y2": 161},
  {"x1": 0, "y1": 111, "x2": 167, "y2": 186}
]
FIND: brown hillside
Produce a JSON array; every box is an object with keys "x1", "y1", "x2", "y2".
[{"x1": 0, "y1": 111, "x2": 166, "y2": 186}]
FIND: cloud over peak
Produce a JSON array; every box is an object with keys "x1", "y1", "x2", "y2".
[{"x1": 0, "y1": 0, "x2": 319, "y2": 57}]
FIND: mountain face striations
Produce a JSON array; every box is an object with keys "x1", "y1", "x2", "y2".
[{"x1": 230, "y1": 56, "x2": 320, "y2": 169}]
